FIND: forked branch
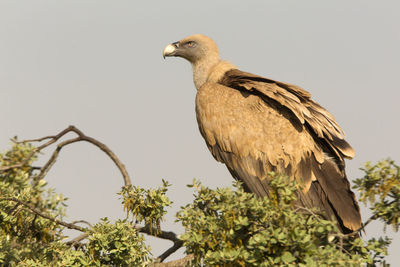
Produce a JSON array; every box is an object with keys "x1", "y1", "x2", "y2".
[{"x1": 9, "y1": 125, "x2": 132, "y2": 186}]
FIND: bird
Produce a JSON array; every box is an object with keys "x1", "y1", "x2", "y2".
[{"x1": 163, "y1": 34, "x2": 361, "y2": 233}]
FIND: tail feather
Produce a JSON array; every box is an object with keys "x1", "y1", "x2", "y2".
[{"x1": 310, "y1": 158, "x2": 361, "y2": 232}]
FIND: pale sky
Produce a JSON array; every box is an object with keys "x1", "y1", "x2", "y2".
[{"x1": 1, "y1": 0, "x2": 399, "y2": 263}]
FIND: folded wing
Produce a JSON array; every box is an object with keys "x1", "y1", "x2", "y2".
[{"x1": 195, "y1": 68, "x2": 361, "y2": 232}]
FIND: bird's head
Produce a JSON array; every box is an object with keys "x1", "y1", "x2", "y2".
[{"x1": 162, "y1": 34, "x2": 219, "y2": 65}]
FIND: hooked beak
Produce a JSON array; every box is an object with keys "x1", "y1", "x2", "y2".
[{"x1": 162, "y1": 42, "x2": 179, "y2": 59}]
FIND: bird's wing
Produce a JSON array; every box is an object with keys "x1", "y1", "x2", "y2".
[
  {"x1": 195, "y1": 69, "x2": 361, "y2": 232},
  {"x1": 219, "y1": 69, "x2": 355, "y2": 165}
]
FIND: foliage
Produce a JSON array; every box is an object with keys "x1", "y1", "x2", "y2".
[
  {"x1": 0, "y1": 140, "x2": 68, "y2": 265},
  {"x1": 119, "y1": 180, "x2": 172, "y2": 235},
  {"x1": 0, "y1": 140, "x2": 152, "y2": 266},
  {"x1": 15, "y1": 218, "x2": 152, "y2": 267},
  {"x1": 0, "y1": 138, "x2": 398, "y2": 266},
  {"x1": 87, "y1": 218, "x2": 152, "y2": 266},
  {"x1": 354, "y1": 159, "x2": 400, "y2": 231},
  {"x1": 177, "y1": 174, "x2": 390, "y2": 266}
]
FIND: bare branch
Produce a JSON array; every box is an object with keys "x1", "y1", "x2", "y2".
[
  {"x1": 135, "y1": 225, "x2": 184, "y2": 262},
  {"x1": 157, "y1": 240, "x2": 184, "y2": 262},
  {"x1": 15, "y1": 135, "x2": 57, "y2": 144},
  {"x1": 65, "y1": 233, "x2": 89, "y2": 247},
  {"x1": 361, "y1": 213, "x2": 379, "y2": 229},
  {"x1": 67, "y1": 126, "x2": 131, "y2": 187},
  {"x1": 135, "y1": 225, "x2": 180, "y2": 243},
  {"x1": 294, "y1": 205, "x2": 327, "y2": 219},
  {"x1": 152, "y1": 254, "x2": 194, "y2": 267},
  {"x1": 0, "y1": 197, "x2": 86, "y2": 232},
  {"x1": 0, "y1": 164, "x2": 25, "y2": 171},
  {"x1": 1, "y1": 127, "x2": 77, "y2": 172},
  {"x1": 4, "y1": 126, "x2": 132, "y2": 187},
  {"x1": 72, "y1": 220, "x2": 93, "y2": 228},
  {"x1": 36, "y1": 137, "x2": 81, "y2": 181}
]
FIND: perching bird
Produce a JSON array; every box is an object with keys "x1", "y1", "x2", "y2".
[{"x1": 163, "y1": 34, "x2": 361, "y2": 233}]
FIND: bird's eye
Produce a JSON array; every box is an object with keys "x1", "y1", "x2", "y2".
[{"x1": 184, "y1": 41, "x2": 196, "y2": 48}]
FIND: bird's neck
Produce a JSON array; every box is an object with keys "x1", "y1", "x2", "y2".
[
  {"x1": 192, "y1": 58, "x2": 236, "y2": 90},
  {"x1": 192, "y1": 55, "x2": 220, "y2": 90}
]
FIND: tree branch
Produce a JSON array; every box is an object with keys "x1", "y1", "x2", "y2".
[
  {"x1": 65, "y1": 233, "x2": 89, "y2": 247},
  {"x1": 339, "y1": 213, "x2": 379, "y2": 238},
  {"x1": 6, "y1": 125, "x2": 132, "y2": 187},
  {"x1": 136, "y1": 225, "x2": 180, "y2": 242},
  {"x1": 157, "y1": 240, "x2": 184, "y2": 262},
  {"x1": 135, "y1": 225, "x2": 184, "y2": 262},
  {"x1": 1, "y1": 127, "x2": 78, "y2": 172},
  {"x1": 0, "y1": 197, "x2": 86, "y2": 232},
  {"x1": 72, "y1": 220, "x2": 93, "y2": 228},
  {"x1": 152, "y1": 254, "x2": 194, "y2": 267}
]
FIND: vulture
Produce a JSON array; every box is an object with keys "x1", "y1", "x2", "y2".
[{"x1": 163, "y1": 34, "x2": 361, "y2": 233}]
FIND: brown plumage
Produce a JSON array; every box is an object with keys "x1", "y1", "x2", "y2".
[{"x1": 163, "y1": 34, "x2": 361, "y2": 233}]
